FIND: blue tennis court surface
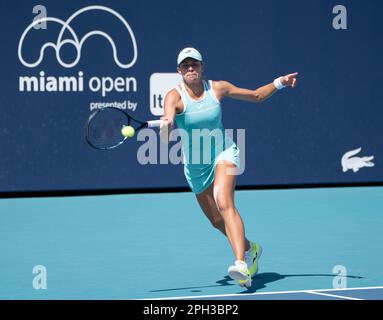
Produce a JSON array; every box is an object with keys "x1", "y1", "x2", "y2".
[
  {"x1": 0, "y1": 186, "x2": 382, "y2": 300},
  {"x1": 156, "y1": 287, "x2": 383, "y2": 300}
]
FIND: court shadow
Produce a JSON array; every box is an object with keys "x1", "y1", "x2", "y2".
[
  {"x1": 149, "y1": 272, "x2": 363, "y2": 294},
  {"x1": 149, "y1": 276, "x2": 236, "y2": 293},
  {"x1": 240, "y1": 272, "x2": 364, "y2": 293}
]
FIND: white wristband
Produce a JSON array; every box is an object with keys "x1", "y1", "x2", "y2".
[{"x1": 274, "y1": 77, "x2": 286, "y2": 90}]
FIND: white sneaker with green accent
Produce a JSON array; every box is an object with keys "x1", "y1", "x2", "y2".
[
  {"x1": 228, "y1": 260, "x2": 252, "y2": 288},
  {"x1": 245, "y1": 242, "x2": 263, "y2": 277}
]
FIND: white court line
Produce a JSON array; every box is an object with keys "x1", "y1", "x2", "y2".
[
  {"x1": 307, "y1": 291, "x2": 363, "y2": 300},
  {"x1": 142, "y1": 286, "x2": 383, "y2": 300}
]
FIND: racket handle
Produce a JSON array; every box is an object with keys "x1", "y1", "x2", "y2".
[{"x1": 146, "y1": 120, "x2": 163, "y2": 128}]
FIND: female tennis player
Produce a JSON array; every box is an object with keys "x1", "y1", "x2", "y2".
[{"x1": 160, "y1": 47, "x2": 298, "y2": 287}]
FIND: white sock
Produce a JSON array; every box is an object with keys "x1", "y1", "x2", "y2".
[{"x1": 235, "y1": 260, "x2": 248, "y2": 268}]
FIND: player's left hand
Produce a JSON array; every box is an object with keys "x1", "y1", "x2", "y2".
[{"x1": 281, "y1": 72, "x2": 299, "y2": 88}]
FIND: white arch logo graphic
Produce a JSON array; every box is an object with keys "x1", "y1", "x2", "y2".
[{"x1": 18, "y1": 5, "x2": 138, "y2": 69}]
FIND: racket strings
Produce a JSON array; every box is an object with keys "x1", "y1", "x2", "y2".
[{"x1": 87, "y1": 108, "x2": 130, "y2": 149}]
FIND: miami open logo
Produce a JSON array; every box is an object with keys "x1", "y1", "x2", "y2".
[
  {"x1": 17, "y1": 5, "x2": 139, "y2": 98},
  {"x1": 18, "y1": 5, "x2": 138, "y2": 69}
]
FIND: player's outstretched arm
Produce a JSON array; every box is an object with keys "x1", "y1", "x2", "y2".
[{"x1": 214, "y1": 72, "x2": 298, "y2": 103}]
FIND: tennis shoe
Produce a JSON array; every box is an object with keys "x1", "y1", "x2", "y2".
[
  {"x1": 228, "y1": 260, "x2": 252, "y2": 288},
  {"x1": 245, "y1": 242, "x2": 262, "y2": 277}
]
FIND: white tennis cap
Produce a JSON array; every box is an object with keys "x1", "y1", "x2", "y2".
[{"x1": 177, "y1": 47, "x2": 203, "y2": 65}]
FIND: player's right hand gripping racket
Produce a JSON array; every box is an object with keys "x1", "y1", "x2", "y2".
[{"x1": 85, "y1": 107, "x2": 163, "y2": 150}]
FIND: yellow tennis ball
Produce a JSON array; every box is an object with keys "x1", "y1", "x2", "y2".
[{"x1": 121, "y1": 125, "x2": 135, "y2": 138}]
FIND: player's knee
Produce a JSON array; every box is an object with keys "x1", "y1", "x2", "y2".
[
  {"x1": 215, "y1": 193, "x2": 233, "y2": 212},
  {"x1": 213, "y1": 185, "x2": 234, "y2": 212}
]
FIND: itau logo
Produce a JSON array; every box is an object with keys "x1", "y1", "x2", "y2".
[
  {"x1": 18, "y1": 5, "x2": 139, "y2": 100},
  {"x1": 150, "y1": 73, "x2": 182, "y2": 116}
]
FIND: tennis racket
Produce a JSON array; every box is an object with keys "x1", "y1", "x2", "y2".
[{"x1": 85, "y1": 107, "x2": 163, "y2": 150}]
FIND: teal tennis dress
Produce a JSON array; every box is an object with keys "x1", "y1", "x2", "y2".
[{"x1": 174, "y1": 80, "x2": 240, "y2": 194}]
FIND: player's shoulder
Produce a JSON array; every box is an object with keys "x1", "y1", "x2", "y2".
[
  {"x1": 213, "y1": 80, "x2": 232, "y2": 85},
  {"x1": 211, "y1": 80, "x2": 232, "y2": 88},
  {"x1": 165, "y1": 87, "x2": 182, "y2": 100},
  {"x1": 164, "y1": 86, "x2": 184, "y2": 113},
  {"x1": 211, "y1": 80, "x2": 233, "y2": 93}
]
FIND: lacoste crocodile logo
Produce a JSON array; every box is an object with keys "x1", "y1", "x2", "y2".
[{"x1": 341, "y1": 147, "x2": 374, "y2": 173}]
